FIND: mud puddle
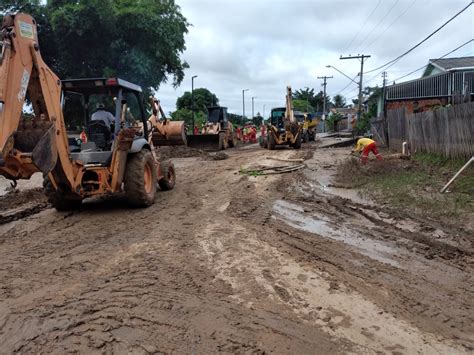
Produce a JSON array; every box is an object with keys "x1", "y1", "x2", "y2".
[
  {"x1": 273, "y1": 200, "x2": 404, "y2": 268},
  {"x1": 302, "y1": 165, "x2": 373, "y2": 205}
]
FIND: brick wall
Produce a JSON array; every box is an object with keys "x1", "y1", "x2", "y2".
[{"x1": 386, "y1": 98, "x2": 448, "y2": 114}]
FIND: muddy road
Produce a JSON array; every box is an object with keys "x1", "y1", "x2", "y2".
[{"x1": 0, "y1": 144, "x2": 472, "y2": 354}]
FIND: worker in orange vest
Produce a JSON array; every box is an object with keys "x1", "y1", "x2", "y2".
[
  {"x1": 80, "y1": 128, "x2": 87, "y2": 143},
  {"x1": 352, "y1": 137, "x2": 383, "y2": 164}
]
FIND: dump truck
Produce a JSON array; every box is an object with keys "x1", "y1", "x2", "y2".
[
  {"x1": 187, "y1": 106, "x2": 237, "y2": 150},
  {"x1": 0, "y1": 13, "x2": 175, "y2": 210},
  {"x1": 264, "y1": 86, "x2": 302, "y2": 150}
]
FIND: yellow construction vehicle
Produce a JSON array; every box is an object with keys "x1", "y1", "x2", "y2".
[
  {"x1": 302, "y1": 113, "x2": 319, "y2": 142},
  {"x1": 264, "y1": 86, "x2": 302, "y2": 150},
  {"x1": 147, "y1": 98, "x2": 187, "y2": 146},
  {"x1": 0, "y1": 13, "x2": 175, "y2": 210},
  {"x1": 187, "y1": 106, "x2": 237, "y2": 150}
]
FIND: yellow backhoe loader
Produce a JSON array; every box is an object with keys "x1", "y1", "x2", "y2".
[
  {"x1": 0, "y1": 13, "x2": 175, "y2": 210},
  {"x1": 147, "y1": 98, "x2": 187, "y2": 146},
  {"x1": 187, "y1": 106, "x2": 237, "y2": 151},
  {"x1": 264, "y1": 86, "x2": 302, "y2": 150}
]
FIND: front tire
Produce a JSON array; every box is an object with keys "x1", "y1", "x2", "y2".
[
  {"x1": 303, "y1": 131, "x2": 309, "y2": 143},
  {"x1": 124, "y1": 150, "x2": 157, "y2": 207},
  {"x1": 293, "y1": 133, "x2": 302, "y2": 149},
  {"x1": 267, "y1": 133, "x2": 276, "y2": 150},
  {"x1": 158, "y1": 160, "x2": 176, "y2": 191}
]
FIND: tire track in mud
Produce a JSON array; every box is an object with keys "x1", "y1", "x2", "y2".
[
  {"x1": 258, "y1": 149, "x2": 474, "y2": 350},
  {"x1": 0, "y1": 145, "x2": 472, "y2": 353},
  {"x1": 0, "y1": 148, "x2": 344, "y2": 354}
]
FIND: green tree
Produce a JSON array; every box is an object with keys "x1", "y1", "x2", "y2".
[
  {"x1": 228, "y1": 112, "x2": 244, "y2": 127},
  {"x1": 1, "y1": 0, "x2": 189, "y2": 92},
  {"x1": 326, "y1": 112, "x2": 343, "y2": 132},
  {"x1": 252, "y1": 113, "x2": 263, "y2": 126},
  {"x1": 176, "y1": 88, "x2": 219, "y2": 112},
  {"x1": 332, "y1": 94, "x2": 346, "y2": 108},
  {"x1": 293, "y1": 99, "x2": 314, "y2": 112},
  {"x1": 170, "y1": 108, "x2": 206, "y2": 129},
  {"x1": 293, "y1": 87, "x2": 330, "y2": 112}
]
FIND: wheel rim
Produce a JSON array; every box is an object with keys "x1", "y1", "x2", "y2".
[{"x1": 144, "y1": 163, "x2": 153, "y2": 194}]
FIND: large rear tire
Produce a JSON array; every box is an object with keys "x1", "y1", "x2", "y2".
[
  {"x1": 43, "y1": 176, "x2": 82, "y2": 211},
  {"x1": 124, "y1": 150, "x2": 157, "y2": 207},
  {"x1": 218, "y1": 132, "x2": 228, "y2": 150},
  {"x1": 293, "y1": 133, "x2": 302, "y2": 149},
  {"x1": 267, "y1": 133, "x2": 276, "y2": 150},
  {"x1": 228, "y1": 133, "x2": 237, "y2": 148},
  {"x1": 158, "y1": 160, "x2": 176, "y2": 191}
]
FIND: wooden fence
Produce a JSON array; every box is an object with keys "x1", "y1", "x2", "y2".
[{"x1": 385, "y1": 102, "x2": 474, "y2": 158}]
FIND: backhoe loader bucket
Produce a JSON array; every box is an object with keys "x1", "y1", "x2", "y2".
[
  {"x1": 187, "y1": 134, "x2": 222, "y2": 151},
  {"x1": 151, "y1": 121, "x2": 187, "y2": 146}
]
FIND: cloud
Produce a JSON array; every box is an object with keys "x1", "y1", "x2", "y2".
[{"x1": 156, "y1": 0, "x2": 474, "y2": 115}]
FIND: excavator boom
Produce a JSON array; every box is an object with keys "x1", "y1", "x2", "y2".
[{"x1": 0, "y1": 13, "x2": 76, "y2": 186}]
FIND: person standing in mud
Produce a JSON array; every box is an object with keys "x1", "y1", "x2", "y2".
[{"x1": 352, "y1": 137, "x2": 383, "y2": 164}]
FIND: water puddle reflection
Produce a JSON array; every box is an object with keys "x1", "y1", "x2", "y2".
[{"x1": 273, "y1": 200, "x2": 403, "y2": 268}]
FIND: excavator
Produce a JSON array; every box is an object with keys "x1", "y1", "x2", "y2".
[
  {"x1": 147, "y1": 97, "x2": 187, "y2": 147},
  {"x1": 0, "y1": 13, "x2": 177, "y2": 210},
  {"x1": 187, "y1": 106, "x2": 237, "y2": 150},
  {"x1": 264, "y1": 86, "x2": 302, "y2": 150}
]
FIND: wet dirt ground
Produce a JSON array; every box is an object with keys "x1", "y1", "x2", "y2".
[{"x1": 0, "y1": 142, "x2": 472, "y2": 354}]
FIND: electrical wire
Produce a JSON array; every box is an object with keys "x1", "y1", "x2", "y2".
[
  {"x1": 341, "y1": 0, "x2": 382, "y2": 54},
  {"x1": 336, "y1": 75, "x2": 359, "y2": 96},
  {"x1": 353, "y1": 0, "x2": 401, "y2": 54},
  {"x1": 361, "y1": 0, "x2": 417, "y2": 53},
  {"x1": 390, "y1": 38, "x2": 474, "y2": 82},
  {"x1": 364, "y1": 1, "x2": 473, "y2": 74}
]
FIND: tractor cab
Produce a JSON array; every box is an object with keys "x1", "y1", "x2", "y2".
[
  {"x1": 61, "y1": 77, "x2": 149, "y2": 165},
  {"x1": 270, "y1": 107, "x2": 286, "y2": 132},
  {"x1": 207, "y1": 106, "x2": 229, "y2": 130}
]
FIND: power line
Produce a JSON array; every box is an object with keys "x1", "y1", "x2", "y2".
[
  {"x1": 336, "y1": 75, "x2": 359, "y2": 96},
  {"x1": 361, "y1": 38, "x2": 473, "y2": 88},
  {"x1": 390, "y1": 38, "x2": 474, "y2": 82},
  {"x1": 365, "y1": 1, "x2": 473, "y2": 74},
  {"x1": 360, "y1": 0, "x2": 417, "y2": 53},
  {"x1": 342, "y1": 0, "x2": 382, "y2": 54},
  {"x1": 353, "y1": 0, "x2": 400, "y2": 54}
]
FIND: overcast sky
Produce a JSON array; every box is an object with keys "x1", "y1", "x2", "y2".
[{"x1": 157, "y1": 0, "x2": 473, "y2": 116}]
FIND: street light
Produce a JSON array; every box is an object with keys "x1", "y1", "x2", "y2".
[
  {"x1": 251, "y1": 96, "x2": 257, "y2": 120},
  {"x1": 242, "y1": 89, "x2": 249, "y2": 120},
  {"x1": 326, "y1": 65, "x2": 358, "y2": 84},
  {"x1": 191, "y1": 75, "x2": 198, "y2": 134}
]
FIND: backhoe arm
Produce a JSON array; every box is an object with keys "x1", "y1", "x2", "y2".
[
  {"x1": 0, "y1": 13, "x2": 76, "y2": 186},
  {"x1": 285, "y1": 86, "x2": 295, "y2": 123}
]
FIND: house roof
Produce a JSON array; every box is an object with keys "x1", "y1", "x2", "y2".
[{"x1": 423, "y1": 56, "x2": 474, "y2": 76}]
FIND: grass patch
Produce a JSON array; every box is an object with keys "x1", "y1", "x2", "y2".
[{"x1": 335, "y1": 153, "x2": 473, "y2": 224}]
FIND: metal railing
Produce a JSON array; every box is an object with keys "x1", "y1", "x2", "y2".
[{"x1": 386, "y1": 70, "x2": 474, "y2": 100}]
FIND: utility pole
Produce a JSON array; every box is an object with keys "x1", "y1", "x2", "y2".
[
  {"x1": 382, "y1": 71, "x2": 388, "y2": 146},
  {"x1": 263, "y1": 104, "x2": 266, "y2": 119},
  {"x1": 191, "y1": 75, "x2": 198, "y2": 134},
  {"x1": 317, "y1": 76, "x2": 333, "y2": 131},
  {"x1": 242, "y1": 89, "x2": 249, "y2": 121},
  {"x1": 340, "y1": 54, "x2": 371, "y2": 120},
  {"x1": 382, "y1": 71, "x2": 387, "y2": 116},
  {"x1": 251, "y1": 96, "x2": 257, "y2": 120}
]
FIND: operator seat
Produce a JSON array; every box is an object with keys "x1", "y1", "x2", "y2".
[{"x1": 87, "y1": 121, "x2": 111, "y2": 150}]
